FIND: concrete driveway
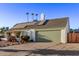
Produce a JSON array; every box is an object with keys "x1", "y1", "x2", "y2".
[{"x1": 0, "y1": 42, "x2": 79, "y2": 56}]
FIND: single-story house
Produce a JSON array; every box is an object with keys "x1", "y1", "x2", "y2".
[{"x1": 6, "y1": 17, "x2": 70, "y2": 43}]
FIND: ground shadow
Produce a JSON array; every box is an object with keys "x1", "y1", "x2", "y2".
[
  {"x1": 31, "y1": 49, "x2": 79, "y2": 56},
  {"x1": 0, "y1": 49, "x2": 29, "y2": 52},
  {"x1": 1, "y1": 49, "x2": 79, "y2": 56}
]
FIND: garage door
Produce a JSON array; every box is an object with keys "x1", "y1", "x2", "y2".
[{"x1": 36, "y1": 30, "x2": 61, "y2": 43}]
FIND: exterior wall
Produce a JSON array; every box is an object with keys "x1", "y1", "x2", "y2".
[
  {"x1": 61, "y1": 19, "x2": 70, "y2": 43},
  {"x1": 36, "y1": 30, "x2": 61, "y2": 43},
  {"x1": 61, "y1": 29, "x2": 66, "y2": 43}
]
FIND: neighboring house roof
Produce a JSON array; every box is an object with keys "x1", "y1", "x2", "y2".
[{"x1": 10, "y1": 17, "x2": 69, "y2": 31}]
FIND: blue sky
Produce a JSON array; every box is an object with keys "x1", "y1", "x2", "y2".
[{"x1": 0, "y1": 3, "x2": 79, "y2": 29}]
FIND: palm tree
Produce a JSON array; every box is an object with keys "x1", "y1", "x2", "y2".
[
  {"x1": 36, "y1": 14, "x2": 38, "y2": 20},
  {"x1": 26, "y1": 12, "x2": 29, "y2": 22},
  {"x1": 31, "y1": 13, "x2": 34, "y2": 21}
]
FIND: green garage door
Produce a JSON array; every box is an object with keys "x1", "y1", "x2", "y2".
[{"x1": 36, "y1": 30, "x2": 61, "y2": 43}]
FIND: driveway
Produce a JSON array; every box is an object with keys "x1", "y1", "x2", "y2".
[{"x1": 0, "y1": 42, "x2": 79, "y2": 56}]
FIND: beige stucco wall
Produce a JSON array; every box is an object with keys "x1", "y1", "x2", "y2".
[
  {"x1": 61, "y1": 29, "x2": 66, "y2": 43},
  {"x1": 61, "y1": 19, "x2": 70, "y2": 43},
  {"x1": 36, "y1": 30, "x2": 61, "y2": 43}
]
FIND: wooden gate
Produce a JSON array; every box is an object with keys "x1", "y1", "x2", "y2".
[{"x1": 67, "y1": 32, "x2": 79, "y2": 43}]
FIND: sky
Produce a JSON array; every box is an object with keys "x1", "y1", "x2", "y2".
[{"x1": 0, "y1": 3, "x2": 79, "y2": 29}]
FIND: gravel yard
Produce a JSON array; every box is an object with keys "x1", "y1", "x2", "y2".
[{"x1": 0, "y1": 42, "x2": 79, "y2": 56}]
